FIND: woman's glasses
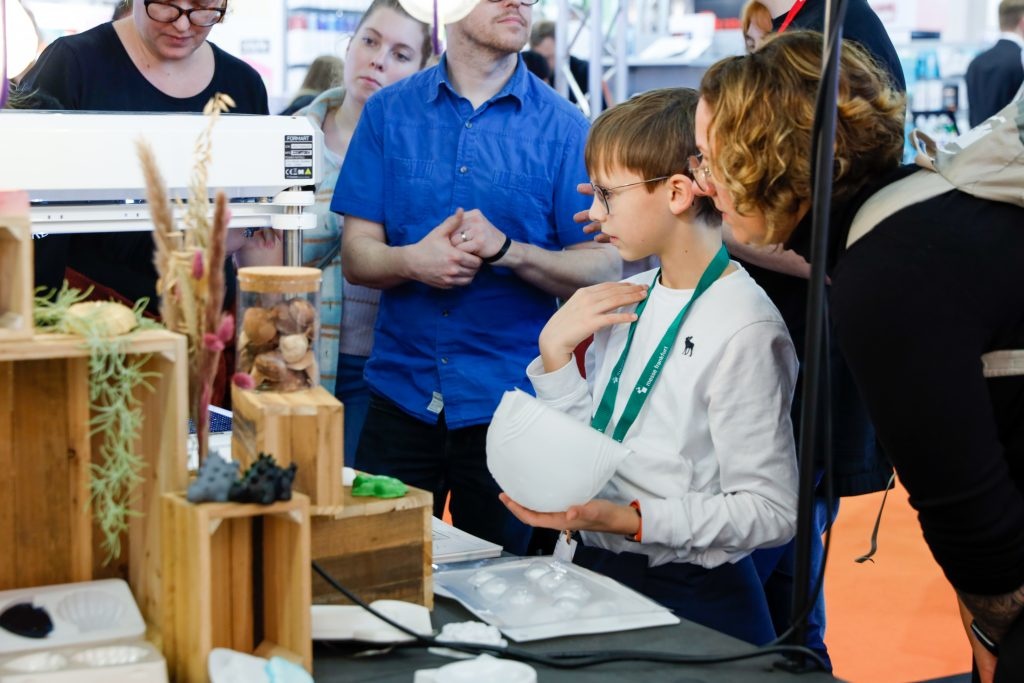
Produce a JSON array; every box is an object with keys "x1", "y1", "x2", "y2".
[
  {"x1": 687, "y1": 152, "x2": 714, "y2": 193},
  {"x1": 144, "y1": 0, "x2": 225, "y2": 27}
]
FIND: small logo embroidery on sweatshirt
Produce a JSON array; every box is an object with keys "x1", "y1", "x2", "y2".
[{"x1": 683, "y1": 336, "x2": 695, "y2": 356}]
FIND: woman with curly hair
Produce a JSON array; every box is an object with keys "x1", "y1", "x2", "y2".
[{"x1": 695, "y1": 30, "x2": 1024, "y2": 683}]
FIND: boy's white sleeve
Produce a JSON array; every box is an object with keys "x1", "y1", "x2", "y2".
[
  {"x1": 640, "y1": 321, "x2": 800, "y2": 555},
  {"x1": 526, "y1": 355, "x2": 593, "y2": 423}
]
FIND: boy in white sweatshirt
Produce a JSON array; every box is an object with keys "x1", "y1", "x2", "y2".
[{"x1": 500, "y1": 87, "x2": 799, "y2": 645}]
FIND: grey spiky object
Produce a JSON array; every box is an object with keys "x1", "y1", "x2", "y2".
[{"x1": 186, "y1": 455, "x2": 241, "y2": 503}]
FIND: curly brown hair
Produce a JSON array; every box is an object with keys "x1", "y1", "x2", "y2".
[{"x1": 699, "y1": 30, "x2": 906, "y2": 245}]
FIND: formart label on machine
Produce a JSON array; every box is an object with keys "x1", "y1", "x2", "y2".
[{"x1": 284, "y1": 135, "x2": 314, "y2": 180}]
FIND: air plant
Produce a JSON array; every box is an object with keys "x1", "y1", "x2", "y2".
[
  {"x1": 137, "y1": 92, "x2": 236, "y2": 463},
  {"x1": 33, "y1": 285, "x2": 161, "y2": 562}
]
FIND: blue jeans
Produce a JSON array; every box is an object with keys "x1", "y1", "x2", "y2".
[
  {"x1": 573, "y1": 541, "x2": 776, "y2": 645},
  {"x1": 334, "y1": 353, "x2": 371, "y2": 467},
  {"x1": 354, "y1": 394, "x2": 533, "y2": 555}
]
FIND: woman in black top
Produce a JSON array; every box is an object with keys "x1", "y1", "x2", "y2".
[
  {"x1": 695, "y1": 31, "x2": 1024, "y2": 683},
  {"x1": 19, "y1": 0, "x2": 270, "y2": 304}
]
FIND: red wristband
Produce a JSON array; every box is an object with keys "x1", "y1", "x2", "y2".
[{"x1": 628, "y1": 500, "x2": 642, "y2": 542}]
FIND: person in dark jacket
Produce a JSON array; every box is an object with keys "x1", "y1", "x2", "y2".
[
  {"x1": 966, "y1": 0, "x2": 1024, "y2": 127},
  {"x1": 696, "y1": 30, "x2": 1024, "y2": 683}
]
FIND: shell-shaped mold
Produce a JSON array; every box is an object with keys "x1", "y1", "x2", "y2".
[
  {"x1": 55, "y1": 591, "x2": 124, "y2": 632},
  {"x1": 3, "y1": 652, "x2": 68, "y2": 672},
  {"x1": 71, "y1": 645, "x2": 149, "y2": 667}
]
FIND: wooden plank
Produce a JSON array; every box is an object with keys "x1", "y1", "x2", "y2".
[
  {"x1": 129, "y1": 334, "x2": 188, "y2": 634},
  {"x1": 263, "y1": 497, "x2": 312, "y2": 671},
  {"x1": 228, "y1": 517, "x2": 254, "y2": 653},
  {"x1": 9, "y1": 358, "x2": 74, "y2": 588},
  {"x1": 0, "y1": 213, "x2": 33, "y2": 341},
  {"x1": 66, "y1": 358, "x2": 93, "y2": 582},
  {"x1": 0, "y1": 329, "x2": 184, "y2": 362},
  {"x1": 0, "y1": 362, "x2": 15, "y2": 585}
]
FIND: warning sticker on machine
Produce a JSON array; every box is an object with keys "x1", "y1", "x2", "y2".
[{"x1": 284, "y1": 135, "x2": 314, "y2": 180}]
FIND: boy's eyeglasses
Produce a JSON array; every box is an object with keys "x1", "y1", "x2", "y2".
[
  {"x1": 590, "y1": 176, "x2": 670, "y2": 214},
  {"x1": 687, "y1": 153, "x2": 714, "y2": 192},
  {"x1": 144, "y1": 0, "x2": 225, "y2": 26}
]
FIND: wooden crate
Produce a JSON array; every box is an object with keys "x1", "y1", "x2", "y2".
[
  {"x1": 231, "y1": 384, "x2": 343, "y2": 507},
  {"x1": 161, "y1": 492, "x2": 312, "y2": 683},
  {"x1": 0, "y1": 211, "x2": 33, "y2": 341},
  {"x1": 311, "y1": 485, "x2": 433, "y2": 608},
  {"x1": 0, "y1": 330, "x2": 188, "y2": 634}
]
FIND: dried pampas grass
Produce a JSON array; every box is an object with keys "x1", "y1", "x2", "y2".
[{"x1": 136, "y1": 93, "x2": 237, "y2": 463}]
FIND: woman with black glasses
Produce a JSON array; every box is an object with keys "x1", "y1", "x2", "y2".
[
  {"x1": 19, "y1": 0, "x2": 271, "y2": 405},
  {"x1": 21, "y1": 0, "x2": 266, "y2": 116}
]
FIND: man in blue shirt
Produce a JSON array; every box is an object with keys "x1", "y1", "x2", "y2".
[{"x1": 333, "y1": 0, "x2": 620, "y2": 554}]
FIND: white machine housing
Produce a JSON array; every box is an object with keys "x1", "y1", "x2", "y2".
[{"x1": 0, "y1": 110, "x2": 322, "y2": 238}]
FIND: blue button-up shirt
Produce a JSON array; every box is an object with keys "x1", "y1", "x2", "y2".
[{"x1": 332, "y1": 55, "x2": 591, "y2": 428}]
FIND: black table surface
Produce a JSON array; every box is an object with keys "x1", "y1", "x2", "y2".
[{"x1": 312, "y1": 597, "x2": 842, "y2": 682}]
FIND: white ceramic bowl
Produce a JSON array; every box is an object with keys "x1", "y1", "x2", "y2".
[{"x1": 486, "y1": 390, "x2": 630, "y2": 512}]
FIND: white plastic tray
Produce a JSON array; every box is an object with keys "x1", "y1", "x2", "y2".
[
  {"x1": 434, "y1": 557, "x2": 679, "y2": 642},
  {"x1": 311, "y1": 600, "x2": 433, "y2": 643},
  {"x1": 0, "y1": 639, "x2": 166, "y2": 682},
  {"x1": 0, "y1": 580, "x2": 145, "y2": 655}
]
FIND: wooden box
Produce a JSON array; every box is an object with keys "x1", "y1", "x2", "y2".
[
  {"x1": 161, "y1": 492, "x2": 312, "y2": 683},
  {"x1": 0, "y1": 330, "x2": 188, "y2": 632},
  {"x1": 0, "y1": 210, "x2": 33, "y2": 341},
  {"x1": 311, "y1": 485, "x2": 433, "y2": 608},
  {"x1": 231, "y1": 384, "x2": 343, "y2": 507}
]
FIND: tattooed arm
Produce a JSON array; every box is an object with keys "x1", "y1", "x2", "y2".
[{"x1": 960, "y1": 585, "x2": 1024, "y2": 644}]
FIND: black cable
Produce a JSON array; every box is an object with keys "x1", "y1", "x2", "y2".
[
  {"x1": 782, "y1": 0, "x2": 848, "y2": 669},
  {"x1": 311, "y1": 560, "x2": 829, "y2": 671}
]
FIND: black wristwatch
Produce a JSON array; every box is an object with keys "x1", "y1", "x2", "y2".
[{"x1": 970, "y1": 620, "x2": 1000, "y2": 656}]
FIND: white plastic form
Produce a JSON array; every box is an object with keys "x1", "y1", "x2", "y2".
[{"x1": 0, "y1": 580, "x2": 145, "y2": 655}]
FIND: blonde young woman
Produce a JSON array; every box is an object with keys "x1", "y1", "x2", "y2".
[
  {"x1": 695, "y1": 31, "x2": 1024, "y2": 682},
  {"x1": 298, "y1": 0, "x2": 431, "y2": 463}
]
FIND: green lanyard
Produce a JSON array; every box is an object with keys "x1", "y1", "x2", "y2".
[{"x1": 591, "y1": 244, "x2": 730, "y2": 443}]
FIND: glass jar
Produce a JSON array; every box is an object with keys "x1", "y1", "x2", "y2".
[{"x1": 236, "y1": 266, "x2": 322, "y2": 392}]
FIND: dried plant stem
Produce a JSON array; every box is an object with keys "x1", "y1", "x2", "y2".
[{"x1": 137, "y1": 94, "x2": 236, "y2": 463}]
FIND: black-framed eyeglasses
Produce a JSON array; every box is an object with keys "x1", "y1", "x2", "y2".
[
  {"x1": 487, "y1": 0, "x2": 541, "y2": 6},
  {"x1": 687, "y1": 152, "x2": 713, "y2": 192},
  {"x1": 590, "y1": 176, "x2": 670, "y2": 215},
  {"x1": 144, "y1": 0, "x2": 225, "y2": 27}
]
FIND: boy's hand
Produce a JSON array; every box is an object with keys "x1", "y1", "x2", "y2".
[
  {"x1": 538, "y1": 282, "x2": 647, "y2": 372},
  {"x1": 575, "y1": 183, "x2": 610, "y2": 243},
  {"x1": 499, "y1": 493, "x2": 641, "y2": 536}
]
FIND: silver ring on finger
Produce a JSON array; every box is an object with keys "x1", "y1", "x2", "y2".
[{"x1": 460, "y1": 231, "x2": 469, "y2": 242}]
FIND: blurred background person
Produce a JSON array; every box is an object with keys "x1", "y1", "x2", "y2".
[
  {"x1": 298, "y1": 0, "x2": 431, "y2": 464},
  {"x1": 966, "y1": 0, "x2": 1024, "y2": 127},
  {"x1": 279, "y1": 54, "x2": 344, "y2": 115},
  {"x1": 529, "y1": 19, "x2": 611, "y2": 108},
  {"x1": 519, "y1": 49, "x2": 551, "y2": 82},
  {"x1": 112, "y1": 0, "x2": 132, "y2": 22},
  {"x1": 741, "y1": 0, "x2": 773, "y2": 52}
]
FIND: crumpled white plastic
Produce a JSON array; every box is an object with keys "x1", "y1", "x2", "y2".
[{"x1": 486, "y1": 389, "x2": 631, "y2": 512}]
